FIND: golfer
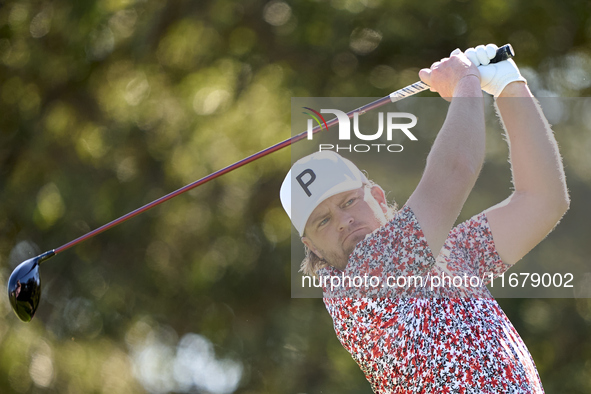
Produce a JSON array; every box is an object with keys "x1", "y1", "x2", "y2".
[{"x1": 280, "y1": 44, "x2": 569, "y2": 392}]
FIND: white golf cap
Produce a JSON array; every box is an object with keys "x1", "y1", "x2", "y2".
[{"x1": 280, "y1": 151, "x2": 368, "y2": 236}]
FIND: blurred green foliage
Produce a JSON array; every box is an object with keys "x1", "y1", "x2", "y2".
[{"x1": 0, "y1": 0, "x2": 590, "y2": 393}]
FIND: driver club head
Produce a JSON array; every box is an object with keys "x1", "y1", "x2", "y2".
[{"x1": 7, "y1": 251, "x2": 55, "y2": 322}]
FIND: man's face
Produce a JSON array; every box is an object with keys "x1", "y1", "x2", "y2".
[{"x1": 301, "y1": 185, "x2": 389, "y2": 270}]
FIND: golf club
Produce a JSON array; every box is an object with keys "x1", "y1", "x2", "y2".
[{"x1": 7, "y1": 45, "x2": 515, "y2": 322}]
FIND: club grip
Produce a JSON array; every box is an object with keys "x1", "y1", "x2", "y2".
[{"x1": 490, "y1": 44, "x2": 514, "y2": 64}]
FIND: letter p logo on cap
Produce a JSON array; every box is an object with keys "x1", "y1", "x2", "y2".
[{"x1": 296, "y1": 169, "x2": 316, "y2": 197}]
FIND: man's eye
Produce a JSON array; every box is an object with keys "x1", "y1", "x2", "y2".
[
  {"x1": 344, "y1": 198, "x2": 356, "y2": 207},
  {"x1": 319, "y1": 218, "x2": 329, "y2": 227}
]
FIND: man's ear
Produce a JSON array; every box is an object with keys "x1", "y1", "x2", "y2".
[
  {"x1": 302, "y1": 236, "x2": 324, "y2": 260},
  {"x1": 370, "y1": 185, "x2": 388, "y2": 213}
]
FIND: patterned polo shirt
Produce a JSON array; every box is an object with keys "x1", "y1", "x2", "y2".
[{"x1": 317, "y1": 205, "x2": 544, "y2": 393}]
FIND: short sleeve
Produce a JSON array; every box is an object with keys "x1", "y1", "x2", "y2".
[{"x1": 443, "y1": 212, "x2": 510, "y2": 282}]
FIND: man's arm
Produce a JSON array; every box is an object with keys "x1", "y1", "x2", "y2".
[
  {"x1": 485, "y1": 82, "x2": 570, "y2": 265},
  {"x1": 406, "y1": 54, "x2": 485, "y2": 256}
]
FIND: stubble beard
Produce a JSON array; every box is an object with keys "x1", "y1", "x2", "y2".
[{"x1": 320, "y1": 228, "x2": 371, "y2": 270}]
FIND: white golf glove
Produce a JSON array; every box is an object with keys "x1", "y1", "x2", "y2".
[{"x1": 452, "y1": 44, "x2": 526, "y2": 97}]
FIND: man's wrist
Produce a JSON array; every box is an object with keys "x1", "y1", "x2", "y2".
[
  {"x1": 453, "y1": 74, "x2": 483, "y2": 97},
  {"x1": 497, "y1": 81, "x2": 530, "y2": 98}
]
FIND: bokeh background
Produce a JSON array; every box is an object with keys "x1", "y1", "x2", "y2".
[{"x1": 1, "y1": 0, "x2": 591, "y2": 393}]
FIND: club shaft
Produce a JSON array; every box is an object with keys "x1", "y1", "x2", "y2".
[
  {"x1": 52, "y1": 96, "x2": 394, "y2": 254},
  {"x1": 53, "y1": 44, "x2": 514, "y2": 255}
]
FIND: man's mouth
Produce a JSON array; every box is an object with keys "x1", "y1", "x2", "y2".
[{"x1": 343, "y1": 227, "x2": 366, "y2": 245}]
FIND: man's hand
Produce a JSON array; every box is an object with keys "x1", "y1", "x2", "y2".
[
  {"x1": 465, "y1": 44, "x2": 527, "y2": 97},
  {"x1": 418, "y1": 51, "x2": 481, "y2": 100}
]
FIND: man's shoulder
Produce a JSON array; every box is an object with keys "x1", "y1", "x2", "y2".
[{"x1": 354, "y1": 205, "x2": 420, "y2": 249}]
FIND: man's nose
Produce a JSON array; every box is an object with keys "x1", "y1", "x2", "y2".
[{"x1": 337, "y1": 211, "x2": 354, "y2": 230}]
